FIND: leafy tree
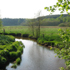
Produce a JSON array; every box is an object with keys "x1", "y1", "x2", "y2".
[
  {"x1": 27, "y1": 19, "x2": 35, "y2": 36},
  {"x1": 44, "y1": 0, "x2": 70, "y2": 70},
  {"x1": 36, "y1": 11, "x2": 42, "y2": 37},
  {"x1": 44, "y1": 0, "x2": 70, "y2": 15}
]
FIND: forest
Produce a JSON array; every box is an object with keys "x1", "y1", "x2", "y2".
[{"x1": 2, "y1": 14, "x2": 70, "y2": 27}]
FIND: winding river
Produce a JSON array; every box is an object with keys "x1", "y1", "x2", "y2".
[{"x1": 6, "y1": 38, "x2": 66, "y2": 70}]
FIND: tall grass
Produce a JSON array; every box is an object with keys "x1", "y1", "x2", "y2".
[
  {"x1": 0, "y1": 26, "x2": 68, "y2": 35},
  {"x1": 0, "y1": 26, "x2": 69, "y2": 45}
]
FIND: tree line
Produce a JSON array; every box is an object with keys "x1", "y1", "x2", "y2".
[{"x1": 1, "y1": 14, "x2": 70, "y2": 26}]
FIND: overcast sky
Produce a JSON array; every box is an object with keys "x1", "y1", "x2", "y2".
[{"x1": 0, "y1": 0, "x2": 66, "y2": 18}]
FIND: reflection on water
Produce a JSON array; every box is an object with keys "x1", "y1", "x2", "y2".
[{"x1": 6, "y1": 38, "x2": 66, "y2": 70}]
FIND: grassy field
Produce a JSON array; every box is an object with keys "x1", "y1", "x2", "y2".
[
  {"x1": 0, "y1": 26, "x2": 68, "y2": 35},
  {"x1": 0, "y1": 26, "x2": 69, "y2": 46}
]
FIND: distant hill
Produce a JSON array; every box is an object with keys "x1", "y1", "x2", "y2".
[
  {"x1": 42, "y1": 14, "x2": 70, "y2": 18},
  {"x1": 1, "y1": 14, "x2": 70, "y2": 26},
  {"x1": 2, "y1": 18, "x2": 26, "y2": 26}
]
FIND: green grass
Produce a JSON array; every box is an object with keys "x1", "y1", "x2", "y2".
[
  {"x1": 0, "y1": 26, "x2": 69, "y2": 46},
  {"x1": 0, "y1": 26, "x2": 67, "y2": 35},
  {"x1": 0, "y1": 26, "x2": 30, "y2": 34}
]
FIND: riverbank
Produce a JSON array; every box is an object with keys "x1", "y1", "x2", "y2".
[
  {"x1": 0, "y1": 34, "x2": 25, "y2": 69},
  {"x1": 0, "y1": 32, "x2": 61, "y2": 49},
  {"x1": 6, "y1": 38, "x2": 66, "y2": 70},
  {"x1": 0, "y1": 26, "x2": 66, "y2": 48}
]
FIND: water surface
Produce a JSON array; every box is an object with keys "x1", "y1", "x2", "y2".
[{"x1": 6, "y1": 38, "x2": 66, "y2": 70}]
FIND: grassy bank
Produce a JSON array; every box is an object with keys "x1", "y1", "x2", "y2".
[
  {"x1": 0, "y1": 26, "x2": 69, "y2": 47},
  {"x1": 0, "y1": 34, "x2": 25, "y2": 69}
]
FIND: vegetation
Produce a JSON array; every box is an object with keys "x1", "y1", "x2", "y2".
[
  {"x1": 0, "y1": 26, "x2": 68, "y2": 45},
  {"x1": 11, "y1": 64, "x2": 17, "y2": 68},
  {"x1": 11, "y1": 57, "x2": 21, "y2": 68},
  {"x1": 16, "y1": 57, "x2": 21, "y2": 64},
  {"x1": 54, "y1": 29, "x2": 70, "y2": 70},
  {"x1": 45, "y1": 0, "x2": 70, "y2": 70},
  {"x1": 0, "y1": 26, "x2": 69, "y2": 70},
  {"x1": 44, "y1": 0, "x2": 70, "y2": 14},
  {"x1": 59, "y1": 22, "x2": 70, "y2": 27},
  {"x1": 0, "y1": 34, "x2": 25, "y2": 68},
  {"x1": 2, "y1": 18, "x2": 26, "y2": 26},
  {"x1": 1, "y1": 0, "x2": 70, "y2": 70},
  {"x1": 1, "y1": 14, "x2": 70, "y2": 27},
  {"x1": 0, "y1": 26, "x2": 63, "y2": 36}
]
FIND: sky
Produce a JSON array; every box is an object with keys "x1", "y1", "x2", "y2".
[{"x1": 0, "y1": 0, "x2": 66, "y2": 18}]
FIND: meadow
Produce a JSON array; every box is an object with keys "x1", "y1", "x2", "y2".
[
  {"x1": 0, "y1": 26, "x2": 69, "y2": 47},
  {"x1": 0, "y1": 26, "x2": 68, "y2": 35}
]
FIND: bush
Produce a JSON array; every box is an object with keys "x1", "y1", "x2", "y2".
[
  {"x1": 0, "y1": 35, "x2": 24, "y2": 68},
  {"x1": 9, "y1": 52, "x2": 17, "y2": 58},
  {"x1": 59, "y1": 22, "x2": 70, "y2": 27},
  {"x1": 16, "y1": 58, "x2": 21, "y2": 64},
  {"x1": 16, "y1": 50, "x2": 21, "y2": 57},
  {"x1": 11, "y1": 64, "x2": 17, "y2": 68},
  {"x1": 0, "y1": 35, "x2": 15, "y2": 45},
  {"x1": 0, "y1": 56, "x2": 7, "y2": 64}
]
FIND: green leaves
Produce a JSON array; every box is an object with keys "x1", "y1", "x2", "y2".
[
  {"x1": 44, "y1": 0, "x2": 70, "y2": 69},
  {"x1": 58, "y1": 0, "x2": 62, "y2": 3},
  {"x1": 59, "y1": 67, "x2": 65, "y2": 70},
  {"x1": 44, "y1": 0, "x2": 70, "y2": 14},
  {"x1": 55, "y1": 28, "x2": 70, "y2": 70}
]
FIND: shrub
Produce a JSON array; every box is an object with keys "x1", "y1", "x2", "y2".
[
  {"x1": 9, "y1": 52, "x2": 17, "y2": 58},
  {"x1": 16, "y1": 50, "x2": 21, "y2": 57},
  {"x1": 0, "y1": 56, "x2": 7, "y2": 64},
  {"x1": 16, "y1": 58, "x2": 21, "y2": 64},
  {"x1": 59, "y1": 22, "x2": 70, "y2": 27},
  {"x1": 0, "y1": 35, "x2": 24, "y2": 68},
  {"x1": 11, "y1": 64, "x2": 17, "y2": 68}
]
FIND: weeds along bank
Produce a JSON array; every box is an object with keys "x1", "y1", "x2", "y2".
[
  {"x1": 0, "y1": 34, "x2": 25, "y2": 69},
  {"x1": 0, "y1": 26, "x2": 68, "y2": 48}
]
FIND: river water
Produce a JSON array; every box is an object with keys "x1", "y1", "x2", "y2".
[{"x1": 6, "y1": 38, "x2": 66, "y2": 70}]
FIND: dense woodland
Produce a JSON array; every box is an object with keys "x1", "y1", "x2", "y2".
[{"x1": 1, "y1": 14, "x2": 70, "y2": 26}]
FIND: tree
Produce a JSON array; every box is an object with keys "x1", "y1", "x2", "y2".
[
  {"x1": 36, "y1": 11, "x2": 42, "y2": 38},
  {"x1": 26, "y1": 19, "x2": 35, "y2": 36},
  {"x1": 44, "y1": 0, "x2": 70, "y2": 15},
  {"x1": 44, "y1": 0, "x2": 70, "y2": 70},
  {"x1": 29, "y1": 19, "x2": 35, "y2": 36}
]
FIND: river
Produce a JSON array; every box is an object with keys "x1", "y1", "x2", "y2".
[{"x1": 6, "y1": 38, "x2": 66, "y2": 70}]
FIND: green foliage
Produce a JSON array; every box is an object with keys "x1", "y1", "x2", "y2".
[
  {"x1": 54, "y1": 29, "x2": 70, "y2": 70},
  {"x1": 59, "y1": 67, "x2": 65, "y2": 70},
  {"x1": 59, "y1": 22, "x2": 70, "y2": 27},
  {"x1": 0, "y1": 35, "x2": 15, "y2": 45},
  {"x1": 44, "y1": 0, "x2": 70, "y2": 14},
  {"x1": 11, "y1": 63, "x2": 17, "y2": 68},
  {"x1": 0, "y1": 56, "x2": 7, "y2": 64},
  {"x1": 44, "y1": 0, "x2": 70, "y2": 69},
  {"x1": 0, "y1": 35, "x2": 24, "y2": 68},
  {"x1": 1, "y1": 14, "x2": 70, "y2": 27},
  {"x1": 37, "y1": 34, "x2": 61, "y2": 46},
  {"x1": 11, "y1": 57, "x2": 21, "y2": 68},
  {"x1": 16, "y1": 58, "x2": 21, "y2": 64},
  {"x1": 2, "y1": 18, "x2": 26, "y2": 26}
]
